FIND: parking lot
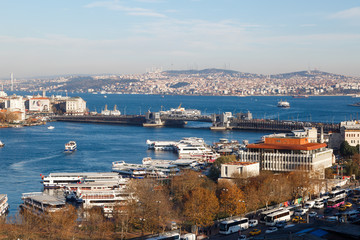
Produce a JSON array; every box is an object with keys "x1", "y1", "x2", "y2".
[{"x1": 209, "y1": 188, "x2": 360, "y2": 239}]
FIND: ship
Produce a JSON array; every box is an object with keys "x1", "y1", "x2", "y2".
[
  {"x1": 277, "y1": 100, "x2": 290, "y2": 108},
  {"x1": 292, "y1": 95, "x2": 308, "y2": 98},
  {"x1": 349, "y1": 102, "x2": 360, "y2": 107},
  {"x1": 64, "y1": 141, "x2": 77, "y2": 152},
  {"x1": 0, "y1": 140, "x2": 4, "y2": 147}
]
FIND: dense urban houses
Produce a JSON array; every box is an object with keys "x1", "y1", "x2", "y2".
[{"x1": 238, "y1": 134, "x2": 334, "y2": 178}]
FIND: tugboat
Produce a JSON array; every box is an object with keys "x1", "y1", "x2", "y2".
[
  {"x1": 277, "y1": 100, "x2": 290, "y2": 108},
  {"x1": 64, "y1": 141, "x2": 77, "y2": 153}
]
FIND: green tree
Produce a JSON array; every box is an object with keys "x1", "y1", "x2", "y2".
[{"x1": 340, "y1": 141, "x2": 358, "y2": 157}]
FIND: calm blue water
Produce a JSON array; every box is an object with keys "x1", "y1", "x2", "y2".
[{"x1": 0, "y1": 94, "x2": 359, "y2": 214}]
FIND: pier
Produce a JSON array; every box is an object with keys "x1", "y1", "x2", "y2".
[{"x1": 52, "y1": 111, "x2": 340, "y2": 133}]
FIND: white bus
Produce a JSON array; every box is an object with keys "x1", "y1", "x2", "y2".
[
  {"x1": 259, "y1": 207, "x2": 283, "y2": 223},
  {"x1": 219, "y1": 218, "x2": 249, "y2": 234},
  {"x1": 265, "y1": 210, "x2": 291, "y2": 226},
  {"x1": 329, "y1": 189, "x2": 346, "y2": 199}
]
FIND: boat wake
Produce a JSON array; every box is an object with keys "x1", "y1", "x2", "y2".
[{"x1": 9, "y1": 153, "x2": 61, "y2": 171}]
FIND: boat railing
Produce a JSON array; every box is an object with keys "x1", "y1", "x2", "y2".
[{"x1": 21, "y1": 192, "x2": 43, "y2": 199}]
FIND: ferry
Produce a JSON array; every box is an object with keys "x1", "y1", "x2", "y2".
[
  {"x1": 47, "y1": 126, "x2": 55, "y2": 130},
  {"x1": 64, "y1": 141, "x2": 77, "y2": 152},
  {"x1": 20, "y1": 192, "x2": 66, "y2": 214},
  {"x1": 146, "y1": 140, "x2": 177, "y2": 151},
  {"x1": 277, "y1": 100, "x2": 290, "y2": 108},
  {"x1": 79, "y1": 189, "x2": 130, "y2": 217},
  {"x1": 64, "y1": 180, "x2": 128, "y2": 202},
  {"x1": 142, "y1": 157, "x2": 199, "y2": 170},
  {"x1": 0, "y1": 194, "x2": 9, "y2": 216},
  {"x1": 176, "y1": 144, "x2": 219, "y2": 162},
  {"x1": 41, "y1": 172, "x2": 122, "y2": 189},
  {"x1": 0, "y1": 140, "x2": 4, "y2": 147},
  {"x1": 112, "y1": 161, "x2": 147, "y2": 178}
]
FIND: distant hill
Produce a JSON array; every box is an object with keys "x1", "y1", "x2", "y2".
[{"x1": 270, "y1": 70, "x2": 349, "y2": 79}]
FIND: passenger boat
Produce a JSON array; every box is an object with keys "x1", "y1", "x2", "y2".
[
  {"x1": 47, "y1": 126, "x2": 55, "y2": 130},
  {"x1": 112, "y1": 161, "x2": 147, "y2": 178},
  {"x1": 79, "y1": 189, "x2": 130, "y2": 217},
  {"x1": 20, "y1": 192, "x2": 66, "y2": 214},
  {"x1": 277, "y1": 100, "x2": 290, "y2": 108},
  {"x1": 0, "y1": 141, "x2": 4, "y2": 147},
  {"x1": 41, "y1": 172, "x2": 122, "y2": 189},
  {"x1": 0, "y1": 194, "x2": 9, "y2": 216},
  {"x1": 146, "y1": 140, "x2": 177, "y2": 151},
  {"x1": 64, "y1": 141, "x2": 77, "y2": 152}
]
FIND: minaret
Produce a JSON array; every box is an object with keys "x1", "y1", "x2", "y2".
[
  {"x1": 10, "y1": 73, "x2": 14, "y2": 91},
  {"x1": 320, "y1": 126, "x2": 324, "y2": 143}
]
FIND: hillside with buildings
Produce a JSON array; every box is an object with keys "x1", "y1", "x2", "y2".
[{"x1": 1, "y1": 69, "x2": 359, "y2": 96}]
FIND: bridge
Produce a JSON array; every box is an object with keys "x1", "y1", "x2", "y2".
[{"x1": 52, "y1": 111, "x2": 340, "y2": 133}]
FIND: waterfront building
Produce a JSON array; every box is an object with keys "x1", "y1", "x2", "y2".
[
  {"x1": 328, "y1": 120, "x2": 360, "y2": 149},
  {"x1": 238, "y1": 135, "x2": 334, "y2": 178},
  {"x1": 66, "y1": 97, "x2": 87, "y2": 115},
  {"x1": 220, "y1": 162, "x2": 259, "y2": 179},
  {"x1": 28, "y1": 97, "x2": 51, "y2": 112}
]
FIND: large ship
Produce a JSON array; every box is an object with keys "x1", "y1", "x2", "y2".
[
  {"x1": 0, "y1": 194, "x2": 9, "y2": 216},
  {"x1": 64, "y1": 141, "x2": 77, "y2": 152},
  {"x1": 41, "y1": 172, "x2": 123, "y2": 189},
  {"x1": 20, "y1": 192, "x2": 66, "y2": 214},
  {"x1": 146, "y1": 140, "x2": 177, "y2": 151},
  {"x1": 277, "y1": 100, "x2": 290, "y2": 108}
]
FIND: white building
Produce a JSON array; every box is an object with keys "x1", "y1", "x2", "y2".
[
  {"x1": 239, "y1": 135, "x2": 334, "y2": 178},
  {"x1": 220, "y1": 162, "x2": 259, "y2": 178},
  {"x1": 29, "y1": 97, "x2": 51, "y2": 112},
  {"x1": 66, "y1": 97, "x2": 87, "y2": 115},
  {"x1": 340, "y1": 120, "x2": 360, "y2": 147}
]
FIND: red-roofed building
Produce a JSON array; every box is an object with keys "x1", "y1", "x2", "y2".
[{"x1": 238, "y1": 135, "x2": 334, "y2": 177}]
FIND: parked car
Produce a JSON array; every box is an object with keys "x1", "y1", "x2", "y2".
[
  {"x1": 292, "y1": 216, "x2": 304, "y2": 223},
  {"x1": 238, "y1": 235, "x2": 247, "y2": 240},
  {"x1": 275, "y1": 221, "x2": 287, "y2": 228},
  {"x1": 294, "y1": 208, "x2": 308, "y2": 216},
  {"x1": 249, "y1": 229, "x2": 261, "y2": 236},
  {"x1": 265, "y1": 227, "x2": 278, "y2": 234},
  {"x1": 249, "y1": 219, "x2": 258, "y2": 227},
  {"x1": 309, "y1": 211, "x2": 317, "y2": 217},
  {"x1": 325, "y1": 216, "x2": 338, "y2": 222},
  {"x1": 304, "y1": 201, "x2": 315, "y2": 208},
  {"x1": 314, "y1": 202, "x2": 324, "y2": 209},
  {"x1": 345, "y1": 202, "x2": 352, "y2": 208}
]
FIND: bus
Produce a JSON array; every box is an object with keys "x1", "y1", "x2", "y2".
[
  {"x1": 327, "y1": 197, "x2": 345, "y2": 208},
  {"x1": 265, "y1": 209, "x2": 291, "y2": 226},
  {"x1": 146, "y1": 233, "x2": 180, "y2": 240},
  {"x1": 219, "y1": 218, "x2": 249, "y2": 235},
  {"x1": 259, "y1": 207, "x2": 283, "y2": 223},
  {"x1": 329, "y1": 189, "x2": 346, "y2": 199},
  {"x1": 283, "y1": 204, "x2": 301, "y2": 215}
]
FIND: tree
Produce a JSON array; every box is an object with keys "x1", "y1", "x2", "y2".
[
  {"x1": 183, "y1": 187, "x2": 219, "y2": 231},
  {"x1": 217, "y1": 181, "x2": 246, "y2": 217},
  {"x1": 340, "y1": 141, "x2": 358, "y2": 158}
]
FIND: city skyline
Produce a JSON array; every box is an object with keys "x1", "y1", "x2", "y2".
[{"x1": 1, "y1": 0, "x2": 360, "y2": 79}]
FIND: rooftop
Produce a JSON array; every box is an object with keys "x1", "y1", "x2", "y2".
[
  {"x1": 247, "y1": 142, "x2": 327, "y2": 151},
  {"x1": 223, "y1": 162, "x2": 258, "y2": 166}
]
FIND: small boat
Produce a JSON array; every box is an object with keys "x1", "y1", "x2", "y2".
[
  {"x1": 64, "y1": 141, "x2": 77, "y2": 152},
  {"x1": 0, "y1": 141, "x2": 4, "y2": 147},
  {"x1": 277, "y1": 100, "x2": 290, "y2": 108},
  {"x1": 47, "y1": 126, "x2": 55, "y2": 130}
]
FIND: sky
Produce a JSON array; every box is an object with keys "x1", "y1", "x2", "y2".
[{"x1": 0, "y1": 0, "x2": 360, "y2": 79}]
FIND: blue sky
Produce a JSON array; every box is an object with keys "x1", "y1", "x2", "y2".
[{"x1": 0, "y1": 0, "x2": 360, "y2": 79}]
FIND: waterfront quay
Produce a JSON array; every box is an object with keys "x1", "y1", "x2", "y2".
[{"x1": 52, "y1": 114, "x2": 340, "y2": 133}]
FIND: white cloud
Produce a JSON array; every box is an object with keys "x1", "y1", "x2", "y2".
[
  {"x1": 85, "y1": 1, "x2": 166, "y2": 18},
  {"x1": 331, "y1": 7, "x2": 360, "y2": 19}
]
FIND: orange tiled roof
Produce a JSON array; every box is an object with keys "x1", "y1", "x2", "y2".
[
  {"x1": 247, "y1": 142, "x2": 327, "y2": 151},
  {"x1": 224, "y1": 162, "x2": 258, "y2": 166}
]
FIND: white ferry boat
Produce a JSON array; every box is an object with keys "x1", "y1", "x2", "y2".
[
  {"x1": 146, "y1": 140, "x2": 177, "y2": 151},
  {"x1": 112, "y1": 161, "x2": 147, "y2": 179},
  {"x1": 142, "y1": 157, "x2": 199, "y2": 170},
  {"x1": 176, "y1": 144, "x2": 219, "y2": 162},
  {"x1": 0, "y1": 141, "x2": 4, "y2": 147},
  {"x1": 41, "y1": 172, "x2": 122, "y2": 189},
  {"x1": 65, "y1": 180, "x2": 128, "y2": 202},
  {"x1": 79, "y1": 189, "x2": 130, "y2": 217},
  {"x1": 0, "y1": 194, "x2": 9, "y2": 216},
  {"x1": 64, "y1": 141, "x2": 77, "y2": 152},
  {"x1": 277, "y1": 100, "x2": 290, "y2": 108},
  {"x1": 20, "y1": 192, "x2": 66, "y2": 214},
  {"x1": 47, "y1": 126, "x2": 55, "y2": 130}
]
